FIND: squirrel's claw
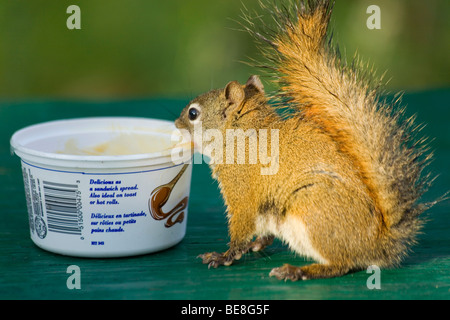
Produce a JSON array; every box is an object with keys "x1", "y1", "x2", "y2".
[
  {"x1": 198, "y1": 252, "x2": 229, "y2": 268},
  {"x1": 199, "y1": 237, "x2": 274, "y2": 269},
  {"x1": 198, "y1": 251, "x2": 236, "y2": 268}
]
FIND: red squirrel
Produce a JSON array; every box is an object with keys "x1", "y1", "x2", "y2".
[{"x1": 174, "y1": 0, "x2": 440, "y2": 280}]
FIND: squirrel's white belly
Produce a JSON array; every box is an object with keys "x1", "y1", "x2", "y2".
[{"x1": 256, "y1": 215, "x2": 328, "y2": 264}]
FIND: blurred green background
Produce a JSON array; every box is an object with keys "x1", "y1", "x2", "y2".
[{"x1": 0, "y1": 0, "x2": 449, "y2": 100}]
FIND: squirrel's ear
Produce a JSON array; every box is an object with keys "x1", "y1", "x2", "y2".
[
  {"x1": 245, "y1": 75, "x2": 264, "y2": 94},
  {"x1": 224, "y1": 81, "x2": 245, "y2": 116}
]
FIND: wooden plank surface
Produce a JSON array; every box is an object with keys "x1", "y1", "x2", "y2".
[{"x1": 0, "y1": 91, "x2": 449, "y2": 300}]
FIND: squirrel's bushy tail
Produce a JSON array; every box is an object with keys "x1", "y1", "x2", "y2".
[{"x1": 245, "y1": 0, "x2": 437, "y2": 263}]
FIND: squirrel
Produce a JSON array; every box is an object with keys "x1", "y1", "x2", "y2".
[{"x1": 174, "y1": 0, "x2": 439, "y2": 280}]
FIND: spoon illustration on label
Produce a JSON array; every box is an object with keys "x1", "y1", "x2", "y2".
[{"x1": 149, "y1": 164, "x2": 189, "y2": 228}]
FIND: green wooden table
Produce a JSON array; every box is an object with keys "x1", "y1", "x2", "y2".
[{"x1": 0, "y1": 90, "x2": 449, "y2": 300}]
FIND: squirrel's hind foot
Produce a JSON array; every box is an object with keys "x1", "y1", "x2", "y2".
[{"x1": 270, "y1": 263, "x2": 350, "y2": 281}]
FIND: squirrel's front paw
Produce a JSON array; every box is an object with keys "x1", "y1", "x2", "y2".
[{"x1": 198, "y1": 250, "x2": 240, "y2": 268}]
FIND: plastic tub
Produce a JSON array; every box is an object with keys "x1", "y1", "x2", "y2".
[{"x1": 10, "y1": 117, "x2": 192, "y2": 257}]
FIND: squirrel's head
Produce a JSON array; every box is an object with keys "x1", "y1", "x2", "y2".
[{"x1": 175, "y1": 75, "x2": 266, "y2": 134}]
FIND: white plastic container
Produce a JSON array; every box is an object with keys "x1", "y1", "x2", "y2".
[{"x1": 10, "y1": 117, "x2": 192, "y2": 258}]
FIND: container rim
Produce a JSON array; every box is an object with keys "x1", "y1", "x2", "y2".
[{"x1": 10, "y1": 117, "x2": 192, "y2": 166}]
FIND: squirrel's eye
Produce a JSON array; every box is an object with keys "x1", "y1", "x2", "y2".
[
  {"x1": 187, "y1": 103, "x2": 202, "y2": 123},
  {"x1": 188, "y1": 107, "x2": 200, "y2": 121}
]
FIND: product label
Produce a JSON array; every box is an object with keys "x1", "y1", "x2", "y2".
[
  {"x1": 20, "y1": 160, "x2": 192, "y2": 257},
  {"x1": 88, "y1": 178, "x2": 146, "y2": 236}
]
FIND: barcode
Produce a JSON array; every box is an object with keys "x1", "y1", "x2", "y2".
[{"x1": 43, "y1": 181, "x2": 82, "y2": 235}]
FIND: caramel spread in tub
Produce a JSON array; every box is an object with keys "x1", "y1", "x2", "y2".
[{"x1": 58, "y1": 133, "x2": 175, "y2": 156}]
